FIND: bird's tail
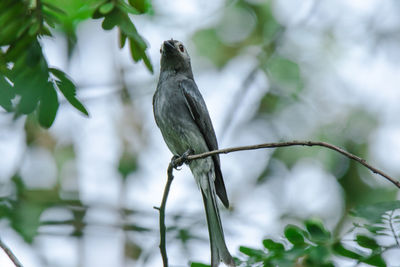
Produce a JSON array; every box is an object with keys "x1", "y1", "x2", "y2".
[{"x1": 201, "y1": 171, "x2": 235, "y2": 267}]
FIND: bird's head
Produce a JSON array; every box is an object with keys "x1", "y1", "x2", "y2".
[{"x1": 160, "y1": 39, "x2": 193, "y2": 77}]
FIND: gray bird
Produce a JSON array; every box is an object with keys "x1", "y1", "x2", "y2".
[{"x1": 153, "y1": 39, "x2": 235, "y2": 267}]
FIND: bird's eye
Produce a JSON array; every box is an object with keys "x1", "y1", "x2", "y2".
[{"x1": 178, "y1": 44, "x2": 184, "y2": 52}]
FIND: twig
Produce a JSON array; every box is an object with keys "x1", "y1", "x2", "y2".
[
  {"x1": 156, "y1": 140, "x2": 400, "y2": 266},
  {"x1": 0, "y1": 238, "x2": 23, "y2": 267},
  {"x1": 154, "y1": 162, "x2": 176, "y2": 267},
  {"x1": 184, "y1": 141, "x2": 400, "y2": 189}
]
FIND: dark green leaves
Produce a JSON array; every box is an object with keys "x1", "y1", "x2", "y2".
[
  {"x1": 235, "y1": 215, "x2": 392, "y2": 267},
  {"x1": 99, "y1": 2, "x2": 115, "y2": 14},
  {"x1": 356, "y1": 234, "x2": 379, "y2": 250},
  {"x1": 239, "y1": 246, "x2": 265, "y2": 259},
  {"x1": 332, "y1": 242, "x2": 363, "y2": 260},
  {"x1": 38, "y1": 82, "x2": 59, "y2": 128},
  {"x1": 333, "y1": 241, "x2": 386, "y2": 267},
  {"x1": 304, "y1": 219, "x2": 331, "y2": 244},
  {"x1": 284, "y1": 225, "x2": 306, "y2": 247},
  {"x1": 94, "y1": 0, "x2": 153, "y2": 72},
  {"x1": 1, "y1": 0, "x2": 153, "y2": 128},
  {"x1": 50, "y1": 68, "x2": 89, "y2": 116},
  {"x1": 351, "y1": 201, "x2": 400, "y2": 223},
  {"x1": 128, "y1": 0, "x2": 152, "y2": 14},
  {"x1": 263, "y1": 239, "x2": 285, "y2": 252},
  {"x1": 0, "y1": 76, "x2": 15, "y2": 111},
  {"x1": 2, "y1": 34, "x2": 88, "y2": 128},
  {"x1": 237, "y1": 219, "x2": 336, "y2": 266}
]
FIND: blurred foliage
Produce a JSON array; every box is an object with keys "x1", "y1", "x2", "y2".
[
  {"x1": 192, "y1": 202, "x2": 400, "y2": 266},
  {"x1": 0, "y1": 175, "x2": 86, "y2": 243},
  {"x1": 193, "y1": 0, "x2": 282, "y2": 68},
  {"x1": 1, "y1": 0, "x2": 399, "y2": 266},
  {"x1": 92, "y1": 0, "x2": 153, "y2": 72},
  {"x1": 0, "y1": 0, "x2": 152, "y2": 128}
]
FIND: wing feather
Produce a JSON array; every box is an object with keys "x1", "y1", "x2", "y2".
[{"x1": 180, "y1": 79, "x2": 229, "y2": 208}]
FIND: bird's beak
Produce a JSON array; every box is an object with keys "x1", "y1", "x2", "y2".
[{"x1": 163, "y1": 40, "x2": 175, "y2": 53}]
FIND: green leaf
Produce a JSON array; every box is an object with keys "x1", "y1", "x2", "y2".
[
  {"x1": 97, "y1": 7, "x2": 153, "y2": 72},
  {"x1": 38, "y1": 82, "x2": 59, "y2": 128},
  {"x1": 128, "y1": 0, "x2": 152, "y2": 14},
  {"x1": 129, "y1": 38, "x2": 153, "y2": 72},
  {"x1": 306, "y1": 246, "x2": 333, "y2": 265},
  {"x1": 117, "y1": 0, "x2": 139, "y2": 14},
  {"x1": 28, "y1": 21, "x2": 41, "y2": 36},
  {"x1": 11, "y1": 201, "x2": 43, "y2": 243},
  {"x1": 101, "y1": 9, "x2": 121, "y2": 30},
  {"x1": 257, "y1": 92, "x2": 280, "y2": 115},
  {"x1": 42, "y1": 2, "x2": 67, "y2": 15},
  {"x1": 141, "y1": 50, "x2": 153, "y2": 72},
  {"x1": 351, "y1": 201, "x2": 400, "y2": 223},
  {"x1": 304, "y1": 219, "x2": 331, "y2": 244},
  {"x1": 284, "y1": 225, "x2": 306, "y2": 247},
  {"x1": 239, "y1": 246, "x2": 265, "y2": 260},
  {"x1": 361, "y1": 254, "x2": 386, "y2": 267},
  {"x1": 193, "y1": 29, "x2": 239, "y2": 68},
  {"x1": 190, "y1": 263, "x2": 210, "y2": 267},
  {"x1": 15, "y1": 83, "x2": 42, "y2": 115},
  {"x1": 119, "y1": 30, "x2": 127, "y2": 48},
  {"x1": 123, "y1": 224, "x2": 151, "y2": 232},
  {"x1": 99, "y1": 2, "x2": 115, "y2": 14},
  {"x1": 332, "y1": 242, "x2": 362, "y2": 260},
  {"x1": 16, "y1": 19, "x2": 33, "y2": 38},
  {"x1": 263, "y1": 239, "x2": 285, "y2": 252},
  {"x1": 50, "y1": 68, "x2": 89, "y2": 116},
  {"x1": 118, "y1": 152, "x2": 137, "y2": 178},
  {"x1": 26, "y1": 40, "x2": 43, "y2": 67},
  {"x1": 355, "y1": 234, "x2": 379, "y2": 250},
  {"x1": 363, "y1": 224, "x2": 387, "y2": 235},
  {"x1": 266, "y1": 55, "x2": 303, "y2": 93},
  {"x1": 0, "y1": 75, "x2": 15, "y2": 111}
]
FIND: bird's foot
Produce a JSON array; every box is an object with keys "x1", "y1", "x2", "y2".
[
  {"x1": 171, "y1": 155, "x2": 182, "y2": 170},
  {"x1": 181, "y1": 149, "x2": 194, "y2": 162},
  {"x1": 171, "y1": 149, "x2": 193, "y2": 170}
]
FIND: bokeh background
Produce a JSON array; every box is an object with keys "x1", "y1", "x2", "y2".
[{"x1": 1, "y1": 0, "x2": 400, "y2": 266}]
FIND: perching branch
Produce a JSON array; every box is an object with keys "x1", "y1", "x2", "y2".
[
  {"x1": 0, "y1": 238, "x2": 23, "y2": 267},
  {"x1": 156, "y1": 140, "x2": 400, "y2": 266},
  {"x1": 154, "y1": 161, "x2": 178, "y2": 267},
  {"x1": 175, "y1": 140, "x2": 400, "y2": 189}
]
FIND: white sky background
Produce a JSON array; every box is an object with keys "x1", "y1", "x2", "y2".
[{"x1": 1, "y1": 0, "x2": 400, "y2": 266}]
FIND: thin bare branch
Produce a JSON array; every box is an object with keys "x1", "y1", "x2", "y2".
[
  {"x1": 154, "y1": 161, "x2": 177, "y2": 267},
  {"x1": 0, "y1": 238, "x2": 23, "y2": 267},
  {"x1": 184, "y1": 141, "x2": 400, "y2": 189}
]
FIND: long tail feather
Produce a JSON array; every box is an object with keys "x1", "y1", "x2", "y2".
[{"x1": 201, "y1": 172, "x2": 235, "y2": 267}]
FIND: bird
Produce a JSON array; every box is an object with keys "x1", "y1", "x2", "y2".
[{"x1": 153, "y1": 39, "x2": 235, "y2": 267}]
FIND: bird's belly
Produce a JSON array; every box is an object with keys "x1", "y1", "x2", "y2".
[{"x1": 156, "y1": 111, "x2": 204, "y2": 156}]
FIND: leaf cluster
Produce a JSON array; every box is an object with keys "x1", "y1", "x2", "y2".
[
  {"x1": 192, "y1": 201, "x2": 400, "y2": 267},
  {"x1": 0, "y1": 0, "x2": 152, "y2": 127}
]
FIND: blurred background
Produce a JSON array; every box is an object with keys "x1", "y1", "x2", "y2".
[{"x1": 1, "y1": 0, "x2": 400, "y2": 266}]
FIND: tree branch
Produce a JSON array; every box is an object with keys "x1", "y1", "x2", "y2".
[
  {"x1": 184, "y1": 141, "x2": 400, "y2": 189},
  {"x1": 156, "y1": 140, "x2": 400, "y2": 266},
  {"x1": 0, "y1": 238, "x2": 23, "y2": 267},
  {"x1": 154, "y1": 161, "x2": 176, "y2": 267}
]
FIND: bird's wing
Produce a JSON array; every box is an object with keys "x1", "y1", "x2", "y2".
[{"x1": 180, "y1": 79, "x2": 229, "y2": 208}]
